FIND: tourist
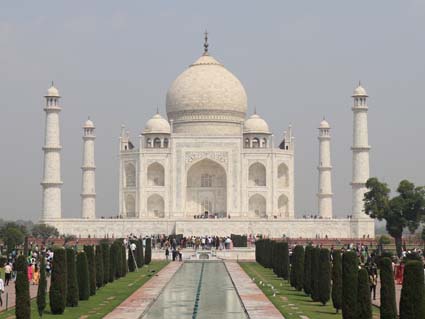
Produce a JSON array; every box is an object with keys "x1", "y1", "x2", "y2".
[
  {"x1": 4, "y1": 263, "x2": 12, "y2": 286},
  {"x1": 165, "y1": 247, "x2": 169, "y2": 261},
  {"x1": 27, "y1": 263, "x2": 33, "y2": 283},
  {"x1": 369, "y1": 269, "x2": 377, "y2": 300},
  {"x1": 33, "y1": 263, "x2": 40, "y2": 285},
  {"x1": 0, "y1": 277, "x2": 4, "y2": 307}
]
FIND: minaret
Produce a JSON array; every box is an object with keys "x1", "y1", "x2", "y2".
[
  {"x1": 41, "y1": 83, "x2": 63, "y2": 220},
  {"x1": 351, "y1": 83, "x2": 370, "y2": 219},
  {"x1": 81, "y1": 118, "x2": 96, "y2": 219},
  {"x1": 317, "y1": 119, "x2": 333, "y2": 218}
]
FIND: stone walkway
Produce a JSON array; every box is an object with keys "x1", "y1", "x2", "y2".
[
  {"x1": 225, "y1": 261, "x2": 284, "y2": 319},
  {"x1": 0, "y1": 279, "x2": 49, "y2": 312},
  {"x1": 104, "y1": 261, "x2": 182, "y2": 319}
]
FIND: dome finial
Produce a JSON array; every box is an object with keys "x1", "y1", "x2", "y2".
[
  {"x1": 156, "y1": 105, "x2": 159, "y2": 114},
  {"x1": 203, "y1": 30, "x2": 209, "y2": 55}
]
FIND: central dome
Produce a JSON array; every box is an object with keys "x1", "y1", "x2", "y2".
[{"x1": 166, "y1": 53, "x2": 247, "y2": 135}]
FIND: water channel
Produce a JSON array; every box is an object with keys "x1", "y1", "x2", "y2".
[{"x1": 143, "y1": 261, "x2": 248, "y2": 319}]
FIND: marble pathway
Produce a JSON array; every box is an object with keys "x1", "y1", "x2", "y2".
[
  {"x1": 225, "y1": 261, "x2": 285, "y2": 319},
  {"x1": 104, "y1": 261, "x2": 182, "y2": 319}
]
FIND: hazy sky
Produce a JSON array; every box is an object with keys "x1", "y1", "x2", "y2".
[{"x1": 1, "y1": 1, "x2": 424, "y2": 221}]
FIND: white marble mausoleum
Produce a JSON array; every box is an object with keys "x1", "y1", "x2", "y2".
[{"x1": 41, "y1": 36, "x2": 375, "y2": 238}]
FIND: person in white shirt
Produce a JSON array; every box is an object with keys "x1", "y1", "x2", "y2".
[{"x1": 0, "y1": 278, "x2": 4, "y2": 307}]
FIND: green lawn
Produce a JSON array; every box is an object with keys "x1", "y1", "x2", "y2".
[
  {"x1": 240, "y1": 262, "x2": 379, "y2": 319},
  {"x1": 0, "y1": 260, "x2": 168, "y2": 319}
]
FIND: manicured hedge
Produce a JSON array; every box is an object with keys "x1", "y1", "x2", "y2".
[
  {"x1": 318, "y1": 248, "x2": 331, "y2": 305},
  {"x1": 331, "y1": 249, "x2": 342, "y2": 313},
  {"x1": 342, "y1": 251, "x2": 358, "y2": 319},
  {"x1": 292, "y1": 245, "x2": 304, "y2": 291},
  {"x1": 15, "y1": 255, "x2": 30, "y2": 319},
  {"x1": 50, "y1": 248, "x2": 67, "y2": 314},
  {"x1": 230, "y1": 234, "x2": 247, "y2": 247},
  {"x1": 77, "y1": 251, "x2": 90, "y2": 301},
  {"x1": 37, "y1": 255, "x2": 47, "y2": 317},
  {"x1": 145, "y1": 238, "x2": 152, "y2": 265},
  {"x1": 399, "y1": 260, "x2": 425, "y2": 319},
  {"x1": 66, "y1": 248, "x2": 79, "y2": 307},
  {"x1": 83, "y1": 245, "x2": 96, "y2": 296},
  {"x1": 379, "y1": 257, "x2": 397, "y2": 319},
  {"x1": 303, "y1": 245, "x2": 313, "y2": 295},
  {"x1": 357, "y1": 268, "x2": 372, "y2": 319},
  {"x1": 95, "y1": 245, "x2": 104, "y2": 288},
  {"x1": 101, "y1": 242, "x2": 110, "y2": 285},
  {"x1": 310, "y1": 247, "x2": 320, "y2": 302}
]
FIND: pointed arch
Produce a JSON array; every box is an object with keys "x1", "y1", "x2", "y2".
[
  {"x1": 278, "y1": 194, "x2": 289, "y2": 218},
  {"x1": 147, "y1": 162, "x2": 165, "y2": 186},
  {"x1": 125, "y1": 194, "x2": 136, "y2": 218},
  {"x1": 248, "y1": 162, "x2": 266, "y2": 187},
  {"x1": 125, "y1": 163, "x2": 136, "y2": 187},
  {"x1": 249, "y1": 194, "x2": 266, "y2": 218},
  {"x1": 147, "y1": 194, "x2": 165, "y2": 218},
  {"x1": 277, "y1": 163, "x2": 289, "y2": 188}
]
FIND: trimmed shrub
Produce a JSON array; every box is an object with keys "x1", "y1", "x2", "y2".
[
  {"x1": 136, "y1": 238, "x2": 144, "y2": 267},
  {"x1": 95, "y1": 245, "x2": 104, "y2": 288},
  {"x1": 15, "y1": 255, "x2": 30, "y2": 319},
  {"x1": 83, "y1": 245, "x2": 96, "y2": 296},
  {"x1": 49, "y1": 248, "x2": 67, "y2": 314},
  {"x1": 115, "y1": 242, "x2": 123, "y2": 278},
  {"x1": 230, "y1": 234, "x2": 247, "y2": 247},
  {"x1": 109, "y1": 242, "x2": 117, "y2": 282},
  {"x1": 399, "y1": 260, "x2": 425, "y2": 319},
  {"x1": 272, "y1": 242, "x2": 284, "y2": 278},
  {"x1": 357, "y1": 268, "x2": 372, "y2": 319},
  {"x1": 303, "y1": 245, "x2": 313, "y2": 295},
  {"x1": 37, "y1": 255, "x2": 47, "y2": 317},
  {"x1": 121, "y1": 244, "x2": 127, "y2": 277},
  {"x1": 282, "y1": 242, "x2": 290, "y2": 280},
  {"x1": 331, "y1": 249, "x2": 342, "y2": 313},
  {"x1": 342, "y1": 251, "x2": 358, "y2": 319},
  {"x1": 145, "y1": 238, "x2": 152, "y2": 265},
  {"x1": 101, "y1": 242, "x2": 110, "y2": 285},
  {"x1": 311, "y1": 247, "x2": 320, "y2": 302},
  {"x1": 293, "y1": 245, "x2": 305, "y2": 291},
  {"x1": 318, "y1": 248, "x2": 331, "y2": 305},
  {"x1": 77, "y1": 252, "x2": 90, "y2": 301},
  {"x1": 66, "y1": 248, "x2": 79, "y2": 307},
  {"x1": 379, "y1": 257, "x2": 397, "y2": 319},
  {"x1": 128, "y1": 245, "x2": 136, "y2": 272}
]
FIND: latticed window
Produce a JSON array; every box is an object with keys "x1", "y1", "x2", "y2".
[
  {"x1": 201, "y1": 200, "x2": 212, "y2": 213},
  {"x1": 201, "y1": 174, "x2": 212, "y2": 187}
]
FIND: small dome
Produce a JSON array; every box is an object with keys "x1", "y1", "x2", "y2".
[
  {"x1": 144, "y1": 113, "x2": 171, "y2": 134},
  {"x1": 46, "y1": 84, "x2": 60, "y2": 97},
  {"x1": 244, "y1": 113, "x2": 270, "y2": 134},
  {"x1": 319, "y1": 119, "x2": 330, "y2": 129},
  {"x1": 353, "y1": 84, "x2": 367, "y2": 96},
  {"x1": 84, "y1": 119, "x2": 95, "y2": 128}
]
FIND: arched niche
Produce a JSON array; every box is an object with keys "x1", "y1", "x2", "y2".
[
  {"x1": 248, "y1": 162, "x2": 266, "y2": 187},
  {"x1": 125, "y1": 194, "x2": 136, "y2": 218},
  {"x1": 277, "y1": 163, "x2": 289, "y2": 188},
  {"x1": 125, "y1": 163, "x2": 136, "y2": 187},
  {"x1": 147, "y1": 194, "x2": 165, "y2": 218},
  {"x1": 249, "y1": 194, "x2": 266, "y2": 218},
  {"x1": 147, "y1": 162, "x2": 165, "y2": 186},
  {"x1": 278, "y1": 194, "x2": 289, "y2": 217}
]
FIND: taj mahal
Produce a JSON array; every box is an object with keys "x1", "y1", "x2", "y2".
[{"x1": 40, "y1": 35, "x2": 375, "y2": 238}]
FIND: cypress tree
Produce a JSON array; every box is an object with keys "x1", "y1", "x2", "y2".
[
  {"x1": 399, "y1": 260, "x2": 425, "y2": 319},
  {"x1": 290, "y1": 249, "x2": 296, "y2": 288},
  {"x1": 379, "y1": 257, "x2": 397, "y2": 319},
  {"x1": 109, "y1": 242, "x2": 116, "y2": 282},
  {"x1": 137, "y1": 238, "x2": 144, "y2": 267},
  {"x1": 303, "y1": 245, "x2": 313, "y2": 295},
  {"x1": 101, "y1": 242, "x2": 110, "y2": 285},
  {"x1": 128, "y1": 245, "x2": 136, "y2": 272},
  {"x1": 83, "y1": 245, "x2": 96, "y2": 296},
  {"x1": 95, "y1": 245, "x2": 104, "y2": 288},
  {"x1": 282, "y1": 242, "x2": 289, "y2": 280},
  {"x1": 115, "y1": 242, "x2": 122, "y2": 278},
  {"x1": 145, "y1": 238, "x2": 152, "y2": 265},
  {"x1": 331, "y1": 249, "x2": 342, "y2": 313},
  {"x1": 66, "y1": 248, "x2": 79, "y2": 307},
  {"x1": 318, "y1": 248, "x2": 331, "y2": 305},
  {"x1": 15, "y1": 255, "x2": 30, "y2": 319},
  {"x1": 121, "y1": 244, "x2": 127, "y2": 277},
  {"x1": 49, "y1": 248, "x2": 67, "y2": 314},
  {"x1": 37, "y1": 255, "x2": 47, "y2": 317},
  {"x1": 77, "y1": 252, "x2": 90, "y2": 301},
  {"x1": 357, "y1": 268, "x2": 372, "y2": 319},
  {"x1": 311, "y1": 247, "x2": 320, "y2": 302},
  {"x1": 294, "y1": 245, "x2": 305, "y2": 291},
  {"x1": 342, "y1": 251, "x2": 358, "y2": 319}
]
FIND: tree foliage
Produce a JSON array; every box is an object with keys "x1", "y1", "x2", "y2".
[
  {"x1": 77, "y1": 252, "x2": 90, "y2": 301},
  {"x1": 145, "y1": 238, "x2": 152, "y2": 265},
  {"x1": 109, "y1": 242, "x2": 117, "y2": 283},
  {"x1": 293, "y1": 245, "x2": 304, "y2": 291},
  {"x1": 318, "y1": 248, "x2": 331, "y2": 305},
  {"x1": 365, "y1": 178, "x2": 425, "y2": 257},
  {"x1": 31, "y1": 224, "x2": 59, "y2": 240},
  {"x1": 95, "y1": 245, "x2": 104, "y2": 289},
  {"x1": 282, "y1": 242, "x2": 289, "y2": 280},
  {"x1": 342, "y1": 251, "x2": 358, "y2": 319},
  {"x1": 0, "y1": 222, "x2": 26, "y2": 253},
  {"x1": 121, "y1": 244, "x2": 127, "y2": 277},
  {"x1": 66, "y1": 248, "x2": 79, "y2": 307},
  {"x1": 331, "y1": 249, "x2": 342, "y2": 313},
  {"x1": 137, "y1": 238, "x2": 144, "y2": 268},
  {"x1": 101, "y1": 242, "x2": 110, "y2": 285},
  {"x1": 399, "y1": 260, "x2": 425, "y2": 319},
  {"x1": 128, "y1": 245, "x2": 136, "y2": 272},
  {"x1": 49, "y1": 248, "x2": 67, "y2": 314},
  {"x1": 15, "y1": 255, "x2": 30, "y2": 319},
  {"x1": 83, "y1": 245, "x2": 96, "y2": 296},
  {"x1": 379, "y1": 257, "x2": 397, "y2": 319},
  {"x1": 357, "y1": 268, "x2": 372, "y2": 319},
  {"x1": 303, "y1": 245, "x2": 313, "y2": 295},
  {"x1": 310, "y1": 247, "x2": 320, "y2": 302},
  {"x1": 37, "y1": 256, "x2": 47, "y2": 317}
]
